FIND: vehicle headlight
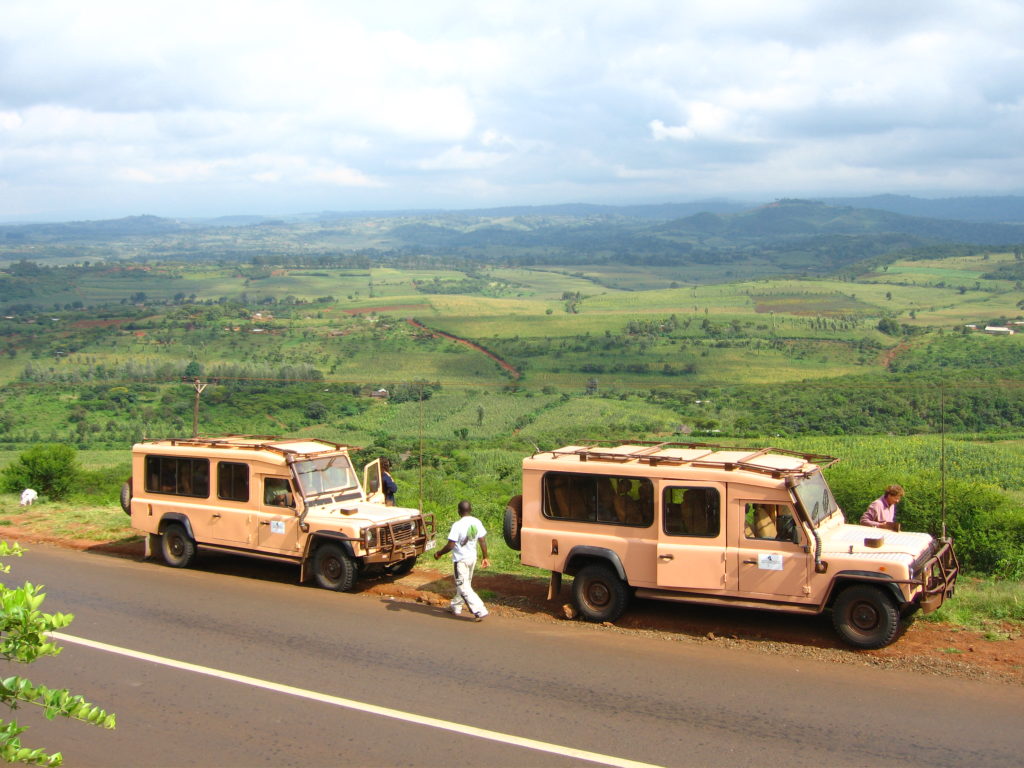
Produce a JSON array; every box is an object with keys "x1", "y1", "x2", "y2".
[{"x1": 362, "y1": 528, "x2": 375, "y2": 548}]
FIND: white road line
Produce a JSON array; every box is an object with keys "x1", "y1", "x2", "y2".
[{"x1": 51, "y1": 632, "x2": 663, "y2": 768}]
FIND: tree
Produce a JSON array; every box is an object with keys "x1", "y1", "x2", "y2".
[
  {"x1": 0, "y1": 542, "x2": 115, "y2": 765},
  {"x1": 304, "y1": 401, "x2": 328, "y2": 421},
  {"x1": 0, "y1": 446, "x2": 80, "y2": 501},
  {"x1": 183, "y1": 361, "x2": 203, "y2": 378}
]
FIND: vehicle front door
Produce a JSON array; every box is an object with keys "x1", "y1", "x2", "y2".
[
  {"x1": 256, "y1": 476, "x2": 299, "y2": 552},
  {"x1": 363, "y1": 458, "x2": 384, "y2": 504},
  {"x1": 656, "y1": 484, "x2": 726, "y2": 590},
  {"x1": 736, "y1": 502, "x2": 810, "y2": 597}
]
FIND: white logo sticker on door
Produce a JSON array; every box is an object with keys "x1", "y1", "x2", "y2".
[
  {"x1": 758, "y1": 553, "x2": 783, "y2": 571},
  {"x1": 270, "y1": 520, "x2": 285, "y2": 534}
]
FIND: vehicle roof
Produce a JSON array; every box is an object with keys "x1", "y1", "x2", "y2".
[
  {"x1": 133, "y1": 435, "x2": 355, "y2": 462},
  {"x1": 523, "y1": 442, "x2": 837, "y2": 484}
]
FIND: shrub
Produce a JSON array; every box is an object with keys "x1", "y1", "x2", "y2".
[
  {"x1": 828, "y1": 466, "x2": 1023, "y2": 574},
  {"x1": 0, "y1": 445, "x2": 81, "y2": 501}
]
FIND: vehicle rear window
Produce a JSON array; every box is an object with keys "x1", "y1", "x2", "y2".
[
  {"x1": 145, "y1": 455, "x2": 210, "y2": 498},
  {"x1": 217, "y1": 461, "x2": 249, "y2": 502},
  {"x1": 542, "y1": 472, "x2": 653, "y2": 526}
]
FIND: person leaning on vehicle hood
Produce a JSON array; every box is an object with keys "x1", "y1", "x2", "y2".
[{"x1": 861, "y1": 484, "x2": 903, "y2": 531}]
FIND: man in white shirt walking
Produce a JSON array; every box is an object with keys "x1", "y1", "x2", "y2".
[{"x1": 434, "y1": 500, "x2": 490, "y2": 621}]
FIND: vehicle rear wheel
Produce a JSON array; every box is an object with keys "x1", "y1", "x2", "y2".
[
  {"x1": 119, "y1": 479, "x2": 132, "y2": 515},
  {"x1": 161, "y1": 523, "x2": 196, "y2": 568},
  {"x1": 572, "y1": 563, "x2": 630, "y2": 623},
  {"x1": 313, "y1": 542, "x2": 358, "y2": 592},
  {"x1": 832, "y1": 584, "x2": 901, "y2": 649},
  {"x1": 386, "y1": 556, "x2": 416, "y2": 577},
  {"x1": 503, "y1": 495, "x2": 522, "y2": 551}
]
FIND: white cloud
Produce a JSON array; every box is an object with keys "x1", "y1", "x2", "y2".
[{"x1": 0, "y1": 0, "x2": 1022, "y2": 218}]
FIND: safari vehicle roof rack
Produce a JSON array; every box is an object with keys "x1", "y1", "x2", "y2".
[
  {"x1": 536, "y1": 440, "x2": 838, "y2": 479},
  {"x1": 140, "y1": 435, "x2": 359, "y2": 459}
]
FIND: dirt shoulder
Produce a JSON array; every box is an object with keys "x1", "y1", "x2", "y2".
[{"x1": 6, "y1": 527, "x2": 1022, "y2": 686}]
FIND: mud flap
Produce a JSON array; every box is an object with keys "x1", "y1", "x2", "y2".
[{"x1": 547, "y1": 571, "x2": 562, "y2": 601}]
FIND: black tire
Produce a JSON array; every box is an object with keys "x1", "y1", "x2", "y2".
[
  {"x1": 572, "y1": 563, "x2": 630, "y2": 623},
  {"x1": 503, "y1": 494, "x2": 523, "y2": 551},
  {"x1": 161, "y1": 523, "x2": 196, "y2": 568},
  {"x1": 386, "y1": 556, "x2": 416, "y2": 577},
  {"x1": 119, "y1": 479, "x2": 132, "y2": 515},
  {"x1": 313, "y1": 542, "x2": 358, "y2": 592},
  {"x1": 832, "y1": 584, "x2": 902, "y2": 649}
]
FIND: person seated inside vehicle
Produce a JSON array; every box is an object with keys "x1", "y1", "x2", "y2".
[
  {"x1": 745, "y1": 503, "x2": 799, "y2": 544},
  {"x1": 264, "y1": 477, "x2": 294, "y2": 507}
]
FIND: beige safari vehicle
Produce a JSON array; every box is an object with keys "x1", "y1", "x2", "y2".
[
  {"x1": 503, "y1": 442, "x2": 958, "y2": 648},
  {"x1": 122, "y1": 436, "x2": 434, "y2": 591}
]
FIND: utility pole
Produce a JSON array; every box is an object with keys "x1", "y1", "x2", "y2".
[{"x1": 191, "y1": 378, "x2": 207, "y2": 437}]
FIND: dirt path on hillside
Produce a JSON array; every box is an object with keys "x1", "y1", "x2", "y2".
[
  {"x1": 4, "y1": 526, "x2": 1020, "y2": 685},
  {"x1": 405, "y1": 318, "x2": 521, "y2": 378},
  {"x1": 880, "y1": 341, "x2": 910, "y2": 370}
]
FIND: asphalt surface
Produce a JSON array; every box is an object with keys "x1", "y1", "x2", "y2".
[{"x1": 7, "y1": 544, "x2": 1024, "y2": 767}]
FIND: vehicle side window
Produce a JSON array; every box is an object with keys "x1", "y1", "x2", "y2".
[
  {"x1": 542, "y1": 472, "x2": 653, "y2": 527},
  {"x1": 218, "y1": 462, "x2": 249, "y2": 502},
  {"x1": 264, "y1": 477, "x2": 293, "y2": 507},
  {"x1": 144, "y1": 455, "x2": 209, "y2": 498},
  {"x1": 663, "y1": 486, "x2": 720, "y2": 537},
  {"x1": 744, "y1": 503, "x2": 800, "y2": 544}
]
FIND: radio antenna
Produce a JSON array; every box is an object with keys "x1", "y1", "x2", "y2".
[{"x1": 940, "y1": 383, "x2": 947, "y2": 539}]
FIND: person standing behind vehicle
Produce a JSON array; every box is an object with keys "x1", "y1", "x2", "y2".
[
  {"x1": 861, "y1": 484, "x2": 903, "y2": 531},
  {"x1": 380, "y1": 458, "x2": 398, "y2": 506},
  {"x1": 433, "y1": 500, "x2": 490, "y2": 621}
]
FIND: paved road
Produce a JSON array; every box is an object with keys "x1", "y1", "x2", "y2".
[{"x1": 8, "y1": 544, "x2": 1024, "y2": 767}]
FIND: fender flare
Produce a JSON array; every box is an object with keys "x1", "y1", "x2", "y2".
[
  {"x1": 563, "y1": 546, "x2": 627, "y2": 581},
  {"x1": 827, "y1": 571, "x2": 907, "y2": 608},
  {"x1": 158, "y1": 513, "x2": 195, "y2": 541},
  {"x1": 300, "y1": 532, "x2": 357, "y2": 583}
]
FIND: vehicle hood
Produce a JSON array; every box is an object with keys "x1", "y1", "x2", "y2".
[
  {"x1": 818, "y1": 521, "x2": 935, "y2": 568},
  {"x1": 303, "y1": 501, "x2": 422, "y2": 524}
]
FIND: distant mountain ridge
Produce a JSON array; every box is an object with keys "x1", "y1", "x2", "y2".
[
  {"x1": 2, "y1": 196, "x2": 1023, "y2": 248},
  {"x1": 820, "y1": 194, "x2": 1024, "y2": 223}
]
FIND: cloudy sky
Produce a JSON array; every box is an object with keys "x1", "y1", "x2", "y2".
[{"x1": 2, "y1": 0, "x2": 1023, "y2": 221}]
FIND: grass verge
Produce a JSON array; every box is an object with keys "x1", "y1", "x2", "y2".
[{"x1": 921, "y1": 576, "x2": 1024, "y2": 636}]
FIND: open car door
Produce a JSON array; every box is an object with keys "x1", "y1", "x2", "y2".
[{"x1": 363, "y1": 458, "x2": 384, "y2": 504}]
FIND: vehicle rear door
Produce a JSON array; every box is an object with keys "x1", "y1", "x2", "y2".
[
  {"x1": 656, "y1": 484, "x2": 727, "y2": 590},
  {"x1": 206, "y1": 460, "x2": 253, "y2": 546}
]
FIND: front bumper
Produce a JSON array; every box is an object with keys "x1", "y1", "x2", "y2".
[
  {"x1": 363, "y1": 513, "x2": 436, "y2": 564},
  {"x1": 914, "y1": 538, "x2": 959, "y2": 614}
]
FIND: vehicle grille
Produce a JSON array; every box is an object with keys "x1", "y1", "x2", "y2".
[{"x1": 379, "y1": 520, "x2": 418, "y2": 547}]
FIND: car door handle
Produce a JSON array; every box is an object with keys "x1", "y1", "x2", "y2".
[
  {"x1": 259, "y1": 520, "x2": 270, "y2": 526},
  {"x1": 658, "y1": 554, "x2": 674, "y2": 561},
  {"x1": 211, "y1": 513, "x2": 221, "y2": 518},
  {"x1": 743, "y1": 559, "x2": 758, "y2": 564}
]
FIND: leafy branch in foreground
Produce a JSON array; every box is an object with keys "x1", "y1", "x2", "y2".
[{"x1": 0, "y1": 541, "x2": 115, "y2": 766}]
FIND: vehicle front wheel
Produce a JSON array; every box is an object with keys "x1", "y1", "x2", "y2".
[
  {"x1": 385, "y1": 556, "x2": 416, "y2": 577},
  {"x1": 832, "y1": 584, "x2": 901, "y2": 649},
  {"x1": 313, "y1": 542, "x2": 358, "y2": 592},
  {"x1": 161, "y1": 523, "x2": 196, "y2": 568},
  {"x1": 572, "y1": 563, "x2": 630, "y2": 623}
]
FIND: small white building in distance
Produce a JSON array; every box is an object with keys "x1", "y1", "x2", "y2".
[{"x1": 984, "y1": 326, "x2": 1015, "y2": 335}]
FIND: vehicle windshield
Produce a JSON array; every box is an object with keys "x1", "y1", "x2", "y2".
[
  {"x1": 292, "y1": 455, "x2": 358, "y2": 498},
  {"x1": 791, "y1": 471, "x2": 839, "y2": 527}
]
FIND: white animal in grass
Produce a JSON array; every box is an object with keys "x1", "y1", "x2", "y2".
[{"x1": 20, "y1": 488, "x2": 37, "y2": 506}]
